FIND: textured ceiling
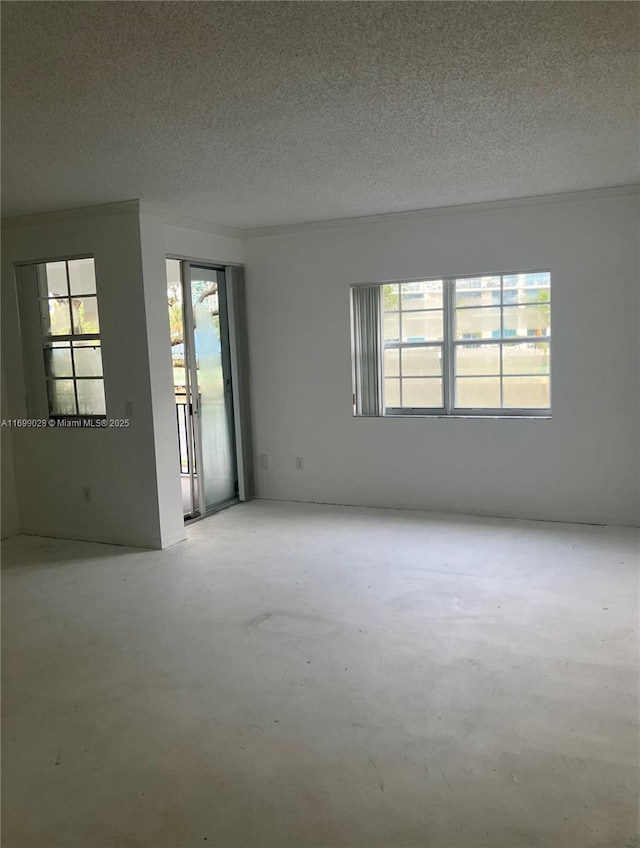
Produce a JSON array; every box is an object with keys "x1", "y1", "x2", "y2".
[{"x1": 2, "y1": 1, "x2": 639, "y2": 229}]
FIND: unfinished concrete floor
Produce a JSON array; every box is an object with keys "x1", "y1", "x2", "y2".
[{"x1": 2, "y1": 501, "x2": 638, "y2": 848}]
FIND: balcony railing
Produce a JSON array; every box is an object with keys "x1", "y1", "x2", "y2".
[{"x1": 175, "y1": 389, "x2": 195, "y2": 476}]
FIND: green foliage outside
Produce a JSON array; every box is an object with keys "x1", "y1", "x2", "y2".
[
  {"x1": 533, "y1": 288, "x2": 550, "y2": 327},
  {"x1": 383, "y1": 283, "x2": 549, "y2": 327},
  {"x1": 383, "y1": 285, "x2": 399, "y2": 311},
  {"x1": 48, "y1": 299, "x2": 98, "y2": 335},
  {"x1": 168, "y1": 283, "x2": 221, "y2": 377},
  {"x1": 533, "y1": 288, "x2": 550, "y2": 366},
  {"x1": 169, "y1": 301, "x2": 183, "y2": 344},
  {"x1": 76, "y1": 301, "x2": 98, "y2": 334}
]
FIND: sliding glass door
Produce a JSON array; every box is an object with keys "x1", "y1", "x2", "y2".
[
  {"x1": 166, "y1": 260, "x2": 238, "y2": 520},
  {"x1": 188, "y1": 265, "x2": 237, "y2": 512}
]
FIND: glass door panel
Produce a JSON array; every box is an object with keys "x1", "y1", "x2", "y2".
[
  {"x1": 189, "y1": 266, "x2": 237, "y2": 512},
  {"x1": 166, "y1": 259, "x2": 198, "y2": 518}
]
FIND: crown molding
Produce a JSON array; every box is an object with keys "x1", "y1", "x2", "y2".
[
  {"x1": 2, "y1": 184, "x2": 637, "y2": 237},
  {"x1": 1, "y1": 200, "x2": 141, "y2": 230},
  {"x1": 1, "y1": 199, "x2": 243, "y2": 239},
  {"x1": 138, "y1": 201, "x2": 243, "y2": 238},
  {"x1": 242, "y1": 184, "x2": 640, "y2": 239}
]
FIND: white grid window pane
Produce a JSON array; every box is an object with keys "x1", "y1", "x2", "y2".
[
  {"x1": 48, "y1": 380, "x2": 77, "y2": 416},
  {"x1": 384, "y1": 312, "x2": 400, "y2": 342},
  {"x1": 68, "y1": 259, "x2": 97, "y2": 296},
  {"x1": 41, "y1": 262, "x2": 68, "y2": 298},
  {"x1": 455, "y1": 344, "x2": 500, "y2": 376},
  {"x1": 76, "y1": 380, "x2": 106, "y2": 416},
  {"x1": 72, "y1": 297, "x2": 100, "y2": 334},
  {"x1": 503, "y1": 342, "x2": 550, "y2": 375},
  {"x1": 503, "y1": 272, "x2": 550, "y2": 306},
  {"x1": 503, "y1": 376, "x2": 549, "y2": 408},
  {"x1": 401, "y1": 378, "x2": 442, "y2": 407},
  {"x1": 384, "y1": 348, "x2": 400, "y2": 377},
  {"x1": 454, "y1": 276, "x2": 501, "y2": 308},
  {"x1": 400, "y1": 280, "x2": 443, "y2": 310},
  {"x1": 455, "y1": 307, "x2": 500, "y2": 340},
  {"x1": 382, "y1": 284, "x2": 400, "y2": 311},
  {"x1": 42, "y1": 299, "x2": 72, "y2": 336},
  {"x1": 355, "y1": 271, "x2": 551, "y2": 418},
  {"x1": 502, "y1": 305, "x2": 550, "y2": 338},
  {"x1": 32, "y1": 258, "x2": 106, "y2": 417},
  {"x1": 44, "y1": 344, "x2": 73, "y2": 378},
  {"x1": 401, "y1": 311, "x2": 443, "y2": 342},
  {"x1": 385, "y1": 378, "x2": 400, "y2": 407},
  {"x1": 401, "y1": 346, "x2": 442, "y2": 376},
  {"x1": 456, "y1": 377, "x2": 500, "y2": 408},
  {"x1": 73, "y1": 343, "x2": 103, "y2": 377}
]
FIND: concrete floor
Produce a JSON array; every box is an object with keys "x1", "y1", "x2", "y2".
[{"x1": 2, "y1": 500, "x2": 638, "y2": 848}]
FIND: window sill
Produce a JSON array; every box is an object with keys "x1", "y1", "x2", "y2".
[
  {"x1": 388, "y1": 414, "x2": 551, "y2": 420},
  {"x1": 353, "y1": 413, "x2": 552, "y2": 420}
]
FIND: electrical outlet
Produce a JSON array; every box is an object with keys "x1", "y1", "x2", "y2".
[
  {"x1": 295, "y1": 457, "x2": 304, "y2": 471},
  {"x1": 82, "y1": 486, "x2": 92, "y2": 504},
  {"x1": 260, "y1": 453, "x2": 270, "y2": 471}
]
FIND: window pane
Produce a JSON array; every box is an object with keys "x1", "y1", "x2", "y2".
[
  {"x1": 385, "y1": 378, "x2": 400, "y2": 407},
  {"x1": 400, "y1": 280, "x2": 443, "y2": 310},
  {"x1": 68, "y1": 258, "x2": 96, "y2": 296},
  {"x1": 384, "y1": 312, "x2": 400, "y2": 342},
  {"x1": 384, "y1": 348, "x2": 399, "y2": 377},
  {"x1": 401, "y1": 346, "x2": 441, "y2": 376},
  {"x1": 455, "y1": 276, "x2": 501, "y2": 308},
  {"x1": 502, "y1": 305, "x2": 550, "y2": 338},
  {"x1": 456, "y1": 377, "x2": 500, "y2": 408},
  {"x1": 41, "y1": 262, "x2": 68, "y2": 298},
  {"x1": 73, "y1": 342, "x2": 103, "y2": 377},
  {"x1": 42, "y1": 298, "x2": 71, "y2": 336},
  {"x1": 401, "y1": 378, "x2": 442, "y2": 407},
  {"x1": 503, "y1": 376, "x2": 550, "y2": 408},
  {"x1": 503, "y1": 342, "x2": 550, "y2": 375},
  {"x1": 455, "y1": 307, "x2": 500, "y2": 340},
  {"x1": 382, "y1": 284, "x2": 400, "y2": 312},
  {"x1": 47, "y1": 380, "x2": 76, "y2": 415},
  {"x1": 503, "y1": 272, "x2": 550, "y2": 306},
  {"x1": 44, "y1": 344, "x2": 73, "y2": 378},
  {"x1": 72, "y1": 297, "x2": 100, "y2": 334},
  {"x1": 76, "y1": 380, "x2": 106, "y2": 415},
  {"x1": 402, "y1": 310, "x2": 443, "y2": 342},
  {"x1": 455, "y1": 344, "x2": 500, "y2": 376}
]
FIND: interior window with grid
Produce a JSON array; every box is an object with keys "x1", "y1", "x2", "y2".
[
  {"x1": 382, "y1": 280, "x2": 445, "y2": 409},
  {"x1": 452, "y1": 272, "x2": 550, "y2": 411},
  {"x1": 351, "y1": 270, "x2": 550, "y2": 417},
  {"x1": 37, "y1": 258, "x2": 106, "y2": 416}
]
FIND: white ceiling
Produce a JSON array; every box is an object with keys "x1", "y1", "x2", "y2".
[{"x1": 2, "y1": 1, "x2": 639, "y2": 229}]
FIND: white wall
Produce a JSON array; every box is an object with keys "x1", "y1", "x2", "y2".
[
  {"x1": 164, "y1": 223, "x2": 244, "y2": 267},
  {"x1": 1, "y1": 204, "x2": 173, "y2": 548},
  {"x1": 1, "y1": 364, "x2": 19, "y2": 538},
  {"x1": 244, "y1": 189, "x2": 640, "y2": 526},
  {"x1": 138, "y1": 212, "x2": 186, "y2": 548},
  {"x1": 1, "y1": 201, "x2": 246, "y2": 549},
  {"x1": 134, "y1": 211, "x2": 245, "y2": 544}
]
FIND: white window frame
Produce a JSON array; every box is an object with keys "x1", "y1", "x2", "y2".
[
  {"x1": 16, "y1": 255, "x2": 107, "y2": 419},
  {"x1": 353, "y1": 269, "x2": 551, "y2": 418}
]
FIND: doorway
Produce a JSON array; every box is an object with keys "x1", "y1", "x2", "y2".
[{"x1": 166, "y1": 259, "x2": 238, "y2": 520}]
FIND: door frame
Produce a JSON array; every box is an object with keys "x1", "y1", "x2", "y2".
[
  {"x1": 185, "y1": 260, "x2": 238, "y2": 518},
  {"x1": 168, "y1": 256, "x2": 246, "y2": 523},
  {"x1": 180, "y1": 260, "x2": 201, "y2": 518}
]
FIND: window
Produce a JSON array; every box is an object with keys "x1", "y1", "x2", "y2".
[
  {"x1": 351, "y1": 271, "x2": 550, "y2": 417},
  {"x1": 18, "y1": 257, "x2": 106, "y2": 417}
]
